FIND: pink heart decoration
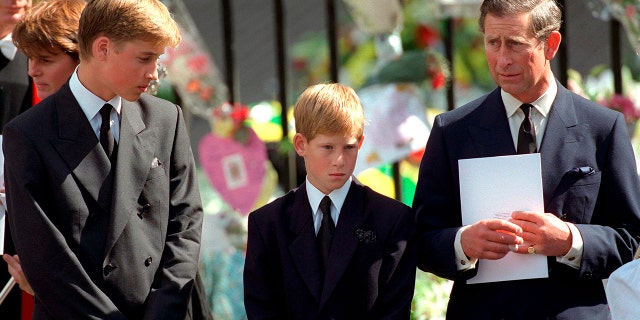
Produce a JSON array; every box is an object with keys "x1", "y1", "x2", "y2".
[{"x1": 198, "y1": 128, "x2": 267, "y2": 216}]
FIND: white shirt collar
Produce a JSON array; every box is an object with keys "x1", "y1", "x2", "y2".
[
  {"x1": 502, "y1": 79, "x2": 557, "y2": 118},
  {"x1": 0, "y1": 34, "x2": 17, "y2": 61},
  {"x1": 69, "y1": 65, "x2": 122, "y2": 121},
  {"x1": 306, "y1": 176, "x2": 352, "y2": 217}
]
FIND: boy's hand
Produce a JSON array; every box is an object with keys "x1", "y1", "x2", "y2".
[{"x1": 2, "y1": 254, "x2": 34, "y2": 296}]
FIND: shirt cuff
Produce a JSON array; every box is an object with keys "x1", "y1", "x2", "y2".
[
  {"x1": 455, "y1": 226, "x2": 478, "y2": 271},
  {"x1": 556, "y1": 222, "x2": 583, "y2": 269}
]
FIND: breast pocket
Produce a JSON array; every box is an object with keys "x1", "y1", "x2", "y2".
[
  {"x1": 146, "y1": 164, "x2": 166, "y2": 181},
  {"x1": 558, "y1": 171, "x2": 602, "y2": 223}
]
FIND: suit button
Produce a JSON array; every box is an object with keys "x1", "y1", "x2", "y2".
[
  {"x1": 137, "y1": 203, "x2": 151, "y2": 219},
  {"x1": 144, "y1": 256, "x2": 153, "y2": 267},
  {"x1": 560, "y1": 214, "x2": 568, "y2": 221},
  {"x1": 103, "y1": 263, "x2": 117, "y2": 276}
]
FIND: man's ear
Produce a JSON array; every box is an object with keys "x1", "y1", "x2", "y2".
[
  {"x1": 544, "y1": 31, "x2": 561, "y2": 60},
  {"x1": 92, "y1": 36, "x2": 111, "y2": 60},
  {"x1": 293, "y1": 133, "x2": 307, "y2": 157}
]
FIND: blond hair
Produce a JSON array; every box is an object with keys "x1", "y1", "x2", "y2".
[
  {"x1": 78, "y1": 0, "x2": 181, "y2": 60},
  {"x1": 13, "y1": 0, "x2": 86, "y2": 62},
  {"x1": 294, "y1": 83, "x2": 365, "y2": 141}
]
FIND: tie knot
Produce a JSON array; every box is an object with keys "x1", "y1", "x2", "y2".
[
  {"x1": 520, "y1": 104, "x2": 533, "y2": 117},
  {"x1": 320, "y1": 196, "x2": 332, "y2": 216},
  {"x1": 100, "y1": 104, "x2": 113, "y2": 119}
]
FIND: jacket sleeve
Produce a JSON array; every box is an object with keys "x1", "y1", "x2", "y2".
[
  {"x1": 3, "y1": 123, "x2": 127, "y2": 319},
  {"x1": 142, "y1": 105, "x2": 203, "y2": 319},
  {"x1": 576, "y1": 113, "x2": 640, "y2": 279},
  {"x1": 374, "y1": 204, "x2": 417, "y2": 319},
  {"x1": 412, "y1": 114, "x2": 470, "y2": 280},
  {"x1": 243, "y1": 210, "x2": 283, "y2": 319}
]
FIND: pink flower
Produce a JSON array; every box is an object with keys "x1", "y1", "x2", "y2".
[
  {"x1": 599, "y1": 94, "x2": 640, "y2": 123},
  {"x1": 626, "y1": 4, "x2": 636, "y2": 20},
  {"x1": 187, "y1": 54, "x2": 209, "y2": 74}
]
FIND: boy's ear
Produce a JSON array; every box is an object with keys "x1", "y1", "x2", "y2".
[
  {"x1": 358, "y1": 135, "x2": 365, "y2": 150},
  {"x1": 93, "y1": 36, "x2": 111, "y2": 60},
  {"x1": 293, "y1": 133, "x2": 307, "y2": 157}
]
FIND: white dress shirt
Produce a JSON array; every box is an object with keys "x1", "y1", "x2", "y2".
[
  {"x1": 606, "y1": 259, "x2": 640, "y2": 320},
  {"x1": 0, "y1": 34, "x2": 17, "y2": 61},
  {"x1": 306, "y1": 177, "x2": 351, "y2": 235},
  {"x1": 69, "y1": 66, "x2": 122, "y2": 143}
]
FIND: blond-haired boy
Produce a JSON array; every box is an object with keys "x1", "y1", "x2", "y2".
[{"x1": 244, "y1": 83, "x2": 416, "y2": 319}]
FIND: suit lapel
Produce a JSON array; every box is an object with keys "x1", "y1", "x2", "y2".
[
  {"x1": 287, "y1": 185, "x2": 324, "y2": 303},
  {"x1": 104, "y1": 99, "x2": 157, "y2": 255},
  {"x1": 51, "y1": 84, "x2": 112, "y2": 211},
  {"x1": 539, "y1": 83, "x2": 580, "y2": 208},
  {"x1": 319, "y1": 180, "x2": 367, "y2": 308},
  {"x1": 466, "y1": 89, "x2": 516, "y2": 158}
]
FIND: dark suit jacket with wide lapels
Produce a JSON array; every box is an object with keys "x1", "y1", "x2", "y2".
[{"x1": 3, "y1": 82, "x2": 203, "y2": 319}]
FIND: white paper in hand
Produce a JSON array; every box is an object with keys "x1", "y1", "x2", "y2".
[{"x1": 459, "y1": 153, "x2": 548, "y2": 284}]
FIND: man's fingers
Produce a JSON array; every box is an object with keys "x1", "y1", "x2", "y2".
[{"x1": 487, "y1": 219, "x2": 523, "y2": 235}]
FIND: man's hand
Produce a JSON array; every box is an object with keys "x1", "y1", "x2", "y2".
[
  {"x1": 2, "y1": 254, "x2": 33, "y2": 296},
  {"x1": 461, "y1": 219, "x2": 524, "y2": 260},
  {"x1": 509, "y1": 211, "x2": 572, "y2": 257}
]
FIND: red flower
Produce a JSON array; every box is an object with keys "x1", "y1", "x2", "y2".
[
  {"x1": 186, "y1": 79, "x2": 200, "y2": 93},
  {"x1": 199, "y1": 85, "x2": 214, "y2": 101},
  {"x1": 415, "y1": 25, "x2": 439, "y2": 48},
  {"x1": 408, "y1": 148, "x2": 425, "y2": 164},
  {"x1": 292, "y1": 58, "x2": 308, "y2": 71},
  {"x1": 430, "y1": 71, "x2": 446, "y2": 90},
  {"x1": 230, "y1": 104, "x2": 250, "y2": 123}
]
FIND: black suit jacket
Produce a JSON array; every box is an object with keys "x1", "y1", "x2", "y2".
[
  {"x1": 0, "y1": 51, "x2": 31, "y2": 132},
  {"x1": 412, "y1": 82, "x2": 640, "y2": 319},
  {"x1": 0, "y1": 50, "x2": 32, "y2": 320},
  {"x1": 2, "y1": 83, "x2": 203, "y2": 319},
  {"x1": 244, "y1": 180, "x2": 416, "y2": 319}
]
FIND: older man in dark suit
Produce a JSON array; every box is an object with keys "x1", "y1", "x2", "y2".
[{"x1": 413, "y1": 1, "x2": 640, "y2": 319}]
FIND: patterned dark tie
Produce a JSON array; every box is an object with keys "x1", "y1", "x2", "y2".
[
  {"x1": 517, "y1": 104, "x2": 537, "y2": 154},
  {"x1": 99, "y1": 104, "x2": 115, "y2": 159},
  {"x1": 317, "y1": 196, "x2": 335, "y2": 272}
]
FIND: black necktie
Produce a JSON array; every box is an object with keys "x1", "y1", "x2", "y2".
[
  {"x1": 99, "y1": 104, "x2": 115, "y2": 159},
  {"x1": 317, "y1": 196, "x2": 335, "y2": 272},
  {"x1": 517, "y1": 104, "x2": 537, "y2": 154}
]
